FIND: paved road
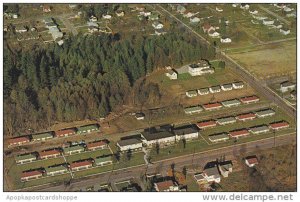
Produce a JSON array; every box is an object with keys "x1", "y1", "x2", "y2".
[
  {"x1": 258, "y1": 5, "x2": 291, "y2": 25},
  {"x1": 20, "y1": 132, "x2": 295, "y2": 191}
]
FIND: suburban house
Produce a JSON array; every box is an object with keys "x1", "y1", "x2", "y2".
[
  {"x1": 202, "y1": 23, "x2": 215, "y2": 33},
  {"x1": 194, "y1": 166, "x2": 221, "y2": 183},
  {"x1": 54, "y1": 128, "x2": 76, "y2": 138},
  {"x1": 135, "y1": 112, "x2": 145, "y2": 120},
  {"x1": 221, "y1": 83, "x2": 233, "y2": 91},
  {"x1": 15, "y1": 25, "x2": 28, "y2": 33},
  {"x1": 218, "y1": 161, "x2": 233, "y2": 177},
  {"x1": 15, "y1": 153, "x2": 37, "y2": 164},
  {"x1": 117, "y1": 138, "x2": 143, "y2": 152},
  {"x1": 249, "y1": 125, "x2": 270, "y2": 134},
  {"x1": 209, "y1": 86, "x2": 221, "y2": 93},
  {"x1": 269, "y1": 121, "x2": 289, "y2": 130},
  {"x1": 184, "y1": 105, "x2": 203, "y2": 114},
  {"x1": 232, "y1": 81, "x2": 244, "y2": 89},
  {"x1": 190, "y1": 17, "x2": 200, "y2": 23},
  {"x1": 208, "y1": 133, "x2": 229, "y2": 143},
  {"x1": 186, "y1": 90, "x2": 198, "y2": 98},
  {"x1": 141, "y1": 130, "x2": 176, "y2": 146},
  {"x1": 202, "y1": 102, "x2": 223, "y2": 111},
  {"x1": 255, "y1": 109, "x2": 275, "y2": 118},
  {"x1": 152, "y1": 21, "x2": 164, "y2": 29},
  {"x1": 216, "y1": 117, "x2": 236, "y2": 125},
  {"x1": 8, "y1": 136, "x2": 30, "y2": 147},
  {"x1": 198, "y1": 88, "x2": 210, "y2": 95},
  {"x1": 77, "y1": 124, "x2": 99, "y2": 134},
  {"x1": 45, "y1": 165, "x2": 68, "y2": 176},
  {"x1": 94, "y1": 155, "x2": 113, "y2": 166},
  {"x1": 115, "y1": 10, "x2": 125, "y2": 17},
  {"x1": 70, "y1": 160, "x2": 93, "y2": 172},
  {"x1": 63, "y1": 145, "x2": 85, "y2": 155},
  {"x1": 42, "y1": 5, "x2": 51, "y2": 12},
  {"x1": 173, "y1": 124, "x2": 199, "y2": 141},
  {"x1": 208, "y1": 29, "x2": 220, "y2": 38},
  {"x1": 154, "y1": 180, "x2": 179, "y2": 192},
  {"x1": 188, "y1": 60, "x2": 212, "y2": 76},
  {"x1": 89, "y1": 15, "x2": 98, "y2": 22},
  {"x1": 39, "y1": 149, "x2": 61, "y2": 159},
  {"x1": 249, "y1": 9, "x2": 258, "y2": 15},
  {"x1": 220, "y1": 37, "x2": 232, "y2": 43},
  {"x1": 165, "y1": 69, "x2": 178, "y2": 80},
  {"x1": 240, "y1": 95, "x2": 260, "y2": 104},
  {"x1": 216, "y1": 7, "x2": 223, "y2": 12},
  {"x1": 280, "y1": 81, "x2": 296, "y2": 92},
  {"x1": 236, "y1": 113, "x2": 256, "y2": 121},
  {"x1": 102, "y1": 14, "x2": 112, "y2": 19},
  {"x1": 31, "y1": 132, "x2": 53, "y2": 142},
  {"x1": 229, "y1": 129, "x2": 250, "y2": 138},
  {"x1": 196, "y1": 120, "x2": 217, "y2": 129},
  {"x1": 86, "y1": 140, "x2": 107, "y2": 151},
  {"x1": 177, "y1": 5, "x2": 186, "y2": 14},
  {"x1": 221, "y1": 99, "x2": 241, "y2": 107},
  {"x1": 240, "y1": 3, "x2": 250, "y2": 10},
  {"x1": 149, "y1": 12, "x2": 159, "y2": 21},
  {"x1": 245, "y1": 156, "x2": 258, "y2": 167},
  {"x1": 262, "y1": 19, "x2": 274, "y2": 25},
  {"x1": 21, "y1": 170, "x2": 44, "y2": 181},
  {"x1": 279, "y1": 28, "x2": 290, "y2": 35}
]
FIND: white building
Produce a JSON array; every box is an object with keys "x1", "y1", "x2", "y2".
[
  {"x1": 280, "y1": 28, "x2": 290, "y2": 35},
  {"x1": 188, "y1": 60, "x2": 211, "y2": 76},
  {"x1": 232, "y1": 82, "x2": 244, "y2": 89},
  {"x1": 220, "y1": 37, "x2": 232, "y2": 43},
  {"x1": 102, "y1": 14, "x2": 112, "y2": 19},
  {"x1": 280, "y1": 81, "x2": 295, "y2": 92},
  {"x1": 245, "y1": 156, "x2": 258, "y2": 167},
  {"x1": 165, "y1": 69, "x2": 178, "y2": 80},
  {"x1": 208, "y1": 30, "x2": 220, "y2": 38},
  {"x1": 152, "y1": 21, "x2": 164, "y2": 29},
  {"x1": 263, "y1": 19, "x2": 274, "y2": 25},
  {"x1": 141, "y1": 131, "x2": 176, "y2": 147},
  {"x1": 154, "y1": 180, "x2": 179, "y2": 192},
  {"x1": 194, "y1": 166, "x2": 221, "y2": 183},
  {"x1": 117, "y1": 138, "x2": 143, "y2": 152},
  {"x1": 89, "y1": 15, "x2": 98, "y2": 22},
  {"x1": 173, "y1": 124, "x2": 199, "y2": 141}
]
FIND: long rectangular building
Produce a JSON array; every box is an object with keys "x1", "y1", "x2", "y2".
[
  {"x1": 141, "y1": 130, "x2": 176, "y2": 146},
  {"x1": 31, "y1": 132, "x2": 53, "y2": 142},
  {"x1": 45, "y1": 165, "x2": 68, "y2": 176},
  {"x1": 173, "y1": 124, "x2": 199, "y2": 141}
]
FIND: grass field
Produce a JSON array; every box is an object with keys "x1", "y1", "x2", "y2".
[{"x1": 65, "y1": 149, "x2": 112, "y2": 163}]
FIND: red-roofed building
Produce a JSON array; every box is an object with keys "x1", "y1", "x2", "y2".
[
  {"x1": 70, "y1": 160, "x2": 93, "y2": 171},
  {"x1": 240, "y1": 96, "x2": 260, "y2": 104},
  {"x1": 236, "y1": 113, "x2": 256, "y2": 121},
  {"x1": 8, "y1": 136, "x2": 30, "y2": 147},
  {"x1": 86, "y1": 140, "x2": 107, "y2": 151},
  {"x1": 229, "y1": 129, "x2": 250, "y2": 138},
  {"x1": 196, "y1": 120, "x2": 217, "y2": 129},
  {"x1": 202, "y1": 103, "x2": 222, "y2": 111},
  {"x1": 21, "y1": 170, "x2": 43, "y2": 181},
  {"x1": 245, "y1": 156, "x2": 258, "y2": 167},
  {"x1": 55, "y1": 128, "x2": 76, "y2": 138},
  {"x1": 154, "y1": 180, "x2": 179, "y2": 192},
  {"x1": 39, "y1": 149, "x2": 61, "y2": 159},
  {"x1": 202, "y1": 23, "x2": 215, "y2": 33},
  {"x1": 269, "y1": 121, "x2": 289, "y2": 130}
]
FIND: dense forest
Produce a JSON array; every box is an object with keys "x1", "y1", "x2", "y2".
[{"x1": 4, "y1": 32, "x2": 215, "y2": 137}]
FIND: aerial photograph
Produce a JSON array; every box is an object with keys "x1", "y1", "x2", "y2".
[{"x1": 2, "y1": 2, "x2": 297, "y2": 194}]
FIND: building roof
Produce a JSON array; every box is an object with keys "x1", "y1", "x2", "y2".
[
  {"x1": 31, "y1": 132, "x2": 53, "y2": 140},
  {"x1": 245, "y1": 156, "x2": 258, "y2": 165},
  {"x1": 21, "y1": 170, "x2": 43, "y2": 178},
  {"x1": 194, "y1": 173, "x2": 205, "y2": 181},
  {"x1": 15, "y1": 153, "x2": 37, "y2": 161},
  {"x1": 173, "y1": 124, "x2": 199, "y2": 136},
  {"x1": 9, "y1": 136, "x2": 30, "y2": 144},
  {"x1": 135, "y1": 112, "x2": 145, "y2": 118},
  {"x1": 237, "y1": 113, "x2": 256, "y2": 120},
  {"x1": 197, "y1": 120, "x2": 216, "y2": 128},
  {"x1": 77, "y1": 124, "x2": 99, "y2": 132},
  {"x1": 208, "y1": 133, "x2": 229, "y2": 141},
  {"x1": 142, "y1": 130, "x2": 175, "y2": 141},
  {"x1": 233, "y1": 81, "x2": 244, "y2": 86},
  {"x1": 184, "y1": 106, "x2": 203, "y2": 112},
  {"x1": 94, "y1": 156, "x2": 112, "y2": 164},
  {"x1": 45, "y1": 165, "x2": 67, "y2": 173},
  {"x1": 187, "y1": 90, "x2": 198, "y2": 95},
  {"x1": 255, "y1": 109, "x2": 275, "y2": 116},
  {"x1": 222, "y1": 83, "x2": 233, "y2": 88},
  {"x1": 70, "y1": 160, "x2": 92, "y2": 169},
  {"x1": 39, "y1": 149, "x2": 60, "y2": 157},
  {"x1": 86, "y1": 140, "x2": 107, "y2": 149},
  {"x1": 117, "y1": 138, "x2": 142, "y2": 147},
  {"x1": 229, "y1": 129, "x2": 249, "y2": 137},
  {"x1": 269, "y1": 121, "x2": 289, "y2": 128},
  {"x1": 219, "y1": 161, "x2": 233, "y2": 171},
  {"x1": 203, "y1": 102, "x2": 222, "y2": 109},
  {"x1": 280, "y1": 81, "x2": 295, "y2": 87},
  {"x1": 155, "y1": 180, "x2": 175, "y2": 191},
  {"x1": 221, "y1": 99, "x2": 241, "y2": 106},
  {"x1": 210, "y1": 86, "x2": 221, "y2": 91},
  {"x1": 198, "y1": 88, "x2": 209, "y2": 93},
  {"x1": 240, "y1": 95, "x2": 259, "y2": 103},
  {"x1": 204, "y1": 166, "x2": 220, "y2": 177},
  {"x1": 64, "y1": 145, "x2": 85, "y2": 153},
  {"x1": 249, "y1": 125, "x2": 269, "y2": 133},
  {"x1": 55, "y1": 128, "x2": 76, "y2": 136},
  {"x1": 216, "y1": 116, "x2": 236, "y2": 123}
]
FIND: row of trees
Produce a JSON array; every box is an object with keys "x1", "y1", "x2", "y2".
[{"x1": 4, "y1": 32, "x2": 215, "y2": 137}]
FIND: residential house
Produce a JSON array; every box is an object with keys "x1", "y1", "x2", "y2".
[
  {"x1": 45, "y1": 165, "x2": 68, "y2": 176},
  {"x1": 263, "y1": 19, "x2": 274, "y2": 25},
  {"x1": 177, "y1": 5, "x2": 186, "y2": 14},
  {"x1": 283, "y1": 7, "x2": 293, "y2": 12},
  {"x1": 229, "y1": 129, "x2": 250, "y2": 138},
  {"x1": 141, "y1": 130, "x2": 176, "y2": 146},
  {"x1": 255, "y1": 109, "x2": 275, "y2": 118},
  {"x1": 94, "y1": 156, "x2": 113, "y2": 166},
  {"x1": 196, "y1": 120, "x2": 217, "y2": 129},
  {"x1": 15, "y1": 153, "x2": 37, "y2": 164},
  {"x1": 70, "y1": 160, "x2": 93, "y2": 171},
  {"x1": 273, "y1": 21, "x2": 283, "y2": 29},
  {"x1": 135, "y1": 112, "x2": 145, "y2": 120},
  {"x1": 116, "y1": 10, "x2": 125, "y2": 17},
  {"x1": 208, "y1": 29, "x2": 220, "y2": 38},
  {"x1": 15, "y1": 25, "x2": 28, "y2": 33},
  {"x1": 194, "y1": 166, "x2": 221, "y2": 183},
  {"x1": 8, "y1": 136, "x2": 30, "y2": 147},
  {"x1": 198, "y1": 88, "x2": 210, "y2": 95},
  {"x1": 220, "y1": 37, "x2": 232, "y2": 43},
  {"x1": 269, "y1": 121, "x2": 289, "y2": 130},
  {"x1": 184, "y1": 106, "x2": 203, "y2": 114},
  {"x1": 55, "y1": 128, "x2": 76, "y2": 138},
  {"x1": 117, "y1": 138, "x2": 143, "y2": 152},
  {"x1": 77, "y1": 124, "x2": 99, "y2": 134},
  {"x1": 232, "y1": 4, "x2": 238, "y2": 8},
  {"x1": 186, "y1": 90, "x2": 198, "y2": 98},
  {"x1": 42, "y1": 5, "x2": 51, "y2": 12},
  {"x1": 155, "y1": 29, "x2": 167, "y2": 36},
  {"x1": 21, "y1": 170, "x2": 44, "y2": 181},
  {"x1": 45, "y1": 22, "x2": 57, "y2": 29},
  {"x1": 245, "y1": 156, "x2": 258, "y2": 167},
  {"x1": 209, "y1": 86, "x2": 221, "y2": 93},
  {"x1": 221, "y1": 99, "x2": 241, "y2": 107},
  {"x1": 280, "y1": 81, "x2": 295, "y2": 92},
  {"x1": 89, "y1": 15, "x2": 98, "y2": 22},
  {"x1": 165, "y1": 69, "x2": 178, "y2": 80},
  {"x1": 240, "y1": 3, "x2": 250, "y2": 10},
  {"x1": 152, "y1": 21, "x2": 164, "y2": 29},
  {"x1": 188, "y1": 60, "x2": 211, "y2": 76},
  {"x1": 240, "y1": 95, "x2": 260, "y2": 104},
  {"x1": 218, "y1": 161, "x2": 233, "y2": 177},
  {"x1": 208, "y1": 133, "x2": 229, "y2": 143},
  {"x1": 202, "y1": 102, "x2": 223, "y2": 111},
  {"x1": 221, "y1": 83, "x2": 233, "y2": 91},
  {"x1": 39, "y1": 149, "x2": 61, "y2": 159},
  {"x1": 183, "y1": 12, "x2": 195, "y2": 18},
  {"x1": 154, "y1": 180, "x2": 179, "y2": 192},
  {"x1": 249, "y1": 9, "x2": 258, "y2": 15},
  {"x1": 202, "y1": 23, "x2": 215, "y2": 33},
  {"x1": 216, "y1": 117, "x2": 236, "y2": 125},
  {"x1": 236, "y1": 113, "x2": 256, "y2": 121},
  {"x1": 149, "y1": 12, "x2": 159, "y2": 21},
  {"x1": 173, "y1": 124, "x2": 199, "y2": 141},
  {"x1": 232, "y1": 81, "x2": 244, "y2": 89},
  {"x1": 249, "y1": 125, "x2": 270, "y2": 134},
  {"x1": 86, "y1": 140, "x2": 107, "y2": 151},
  {"x1": 216, "y1": 7, "x2": 223, "y2": 12},
  {"x1": 88, "y1": 26, "x2": 99, "y2": 33},
  {"x1": 190, "y1": 17, "x2": 200, "y2": 23},
  {"x1": 31, "y1": 132, "x2": 53, "y2": 142},
  {"x1": 200, "y1": 67, "x2": 215, "y2": 74},
  {"x1": 102, "y1": 14, "x2": 112, "y2": 19},
  {"x1": 63, "y1": 145, "x2": 85, "y2": 155}
]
